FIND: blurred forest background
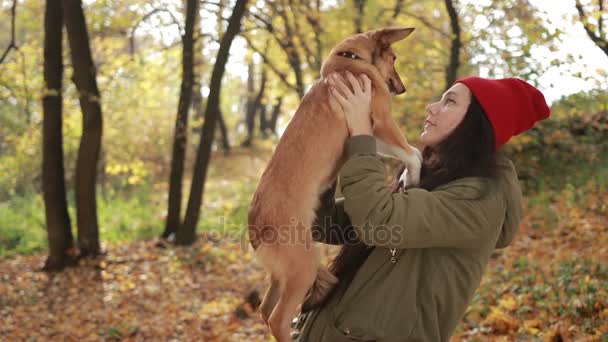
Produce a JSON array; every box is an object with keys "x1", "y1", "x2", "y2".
[{"x1": 0, "y1": 0, "x2": 607, "y2": 340}]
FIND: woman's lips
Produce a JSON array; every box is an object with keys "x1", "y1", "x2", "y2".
[{"x1": 424, "y1": 119, "x2": 435, "y2": 127}]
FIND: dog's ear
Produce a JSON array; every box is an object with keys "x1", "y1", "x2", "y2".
[{"x1": 369, "y1": 27, "x2": 415, "y2": 45}]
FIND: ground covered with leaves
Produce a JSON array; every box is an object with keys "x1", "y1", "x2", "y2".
[
  {"x1": 2, "y1": 188, "x2": 606, "y2": 341},
  {"x1": 1, "y1": 147, "x2": 607, "y2": 341}
]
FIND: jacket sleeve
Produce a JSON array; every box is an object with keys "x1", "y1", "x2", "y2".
[
  {"x1": 339, "y1": 135, "x2": 496, "y2": 249},
  {"x1": 311, "y1": 180, "x2": 354, "y2": 245}
]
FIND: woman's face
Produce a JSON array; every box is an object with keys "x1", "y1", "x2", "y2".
[{"x1": 420, "y1": 83, "x2": 472, "y2": 146}]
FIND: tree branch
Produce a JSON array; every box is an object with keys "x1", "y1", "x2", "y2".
[
  {"x1": 575, "y1": 0, "x2": 608, "y2": 55},
  {"x1": 242, "y1": 33, "x2": 299, "y2": 93},
  {"x1": 400, "y1": 9, "x2": 450, "y2": 38},
  {"x1": 599, "y1": 0, "x2": 605, "y2": 38},
  {"x1": 288, "y1": 0, "x2": 316, "y2": 70},
  {"x1": 0, "y1": 0, "x2": 18, "y2": 64},
  {"x1": 129, "y1": 7, "x2": 183, "y2": 55}
]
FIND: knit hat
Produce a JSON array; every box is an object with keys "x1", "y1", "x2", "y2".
[{"x1": 455, "y1": 76, "x2": 551, "y2": 149}]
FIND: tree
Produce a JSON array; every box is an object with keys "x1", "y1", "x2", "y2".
[
  {"x1": 63, "y1": 0, "x2": 104, "y2": 257},
  {"x1": 0, "y1": 0, "x2": 17, "y2": 64},
  {"x1": 458, "y1": 0, "x2": 560, "y2": 82},
  {"x1": 163, "y1": 0, "x2": 198, "y2": 239},
  {"x1": 354, "y1": 0, "x2": 365, "y2": 33},
  {"x1": 575, "y1": 0, "x2": 608, "y2": 57},
  {"x1": 191, "y1": 0, "x2": 232, "y2": 154},
  {"x1": 444, "y1": 0, "x2": 461, "y2": 90},
  {"x1": 245, "y1": 0, "x2": 324, "y2": 98},
  {"x1": 42, "y1": 0, "x2": 74, "y2": 271},
  {"x1": 178, "y1": 0, "x2": 249, "y2": 244},
  {"x1": 242, "y1": 60, "x2": 267, "y2": 147},
  {"x1": 266, "y1": 96, "x2": 283, "y2": 135}
]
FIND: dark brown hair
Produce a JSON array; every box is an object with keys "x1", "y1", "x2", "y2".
[{"x1": 326, "y1": 94, "x2": 497, "y2": 297}]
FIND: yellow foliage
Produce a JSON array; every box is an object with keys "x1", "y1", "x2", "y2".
[
  {"x1": 498, "y1": 295, "x2": 518, "y2": 311},
  {"x1": 485, "y1": 307, "x2": 519, "y2": 334}
]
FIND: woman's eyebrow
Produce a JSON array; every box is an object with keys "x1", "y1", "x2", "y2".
[{"x1": 441, "y1": 91, "x2": 458, "y2": 100}]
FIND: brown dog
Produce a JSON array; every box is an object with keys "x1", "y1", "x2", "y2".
[{"x1": 248, "y1": 27, "x2": 421, "y2": 342}]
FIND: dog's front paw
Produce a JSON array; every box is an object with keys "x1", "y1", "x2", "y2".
[{"x1": 404, "y1": 147, "x2": 422, "y2": 187}]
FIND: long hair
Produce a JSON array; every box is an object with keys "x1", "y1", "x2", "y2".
[{"x1": 325, "y1": 94, "x2": 497, "y2": 297}]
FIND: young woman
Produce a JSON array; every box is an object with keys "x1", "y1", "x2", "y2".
[{"x1": 291, "y1": 72, "x2": 550, "y2": 341}]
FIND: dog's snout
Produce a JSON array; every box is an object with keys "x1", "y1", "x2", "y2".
[{"x1": 388, "y1": 79, "x2": 406, "y2": 94}]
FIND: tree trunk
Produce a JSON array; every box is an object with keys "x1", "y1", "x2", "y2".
[
  {"x1": 268, "y1": 96, "x2": 283, "y2": 135},
  {"x1": 268, "y1": 2, "x2": 305, "y2": 98},
  {"x1": 191, "y1": 1, "x2": 203, "y2": 134},
  {"x1": 42, "y1": 0, "x2": 74, "y2": 272},
  {"x1": 243, "y1": 64, "x2": 267, "y2": 146},
  {"x1": 354, "y1": 0, "x2": 365, "y2": 33},
  {"x1": 259, "y1": 102, "x2": 268, "y2": 138},
  {"x1": 253, "y1": 69, "x2": 267, "y2": 137},
  {"x1": 63, "y1": 0, "x2": 103, "y2": 257},
  {"x1": 178, "y1": 0, "x2": 249, "y2": 245},
  {"x1": 241, "y1": 61, "x2": 256, "y2": 147},
  {"x1": 217, "y1": 110, "x2": 231, "y2": 155},
  {"x1": 444, "y1": 0, "x2": 461, "y2": 91},
  {"x1": 163, "y1": 0, "x2": 199, "y2": 239}
]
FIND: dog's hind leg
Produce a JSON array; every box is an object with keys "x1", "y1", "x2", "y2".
[
  {"x1": 268, "y1": 267, "x2": 317, "y2": 342},
  {"x1": 260, "y1": 275, "x2": 280, "y2": 325}
]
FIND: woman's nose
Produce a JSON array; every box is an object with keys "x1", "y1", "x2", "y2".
[{"x1": 425, "y1": 104, "x2": 435, "y2": 116}]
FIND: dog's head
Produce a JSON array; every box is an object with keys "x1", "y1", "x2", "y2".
[{"x1": 322, "y1": 27, "x2": 415, "y2": 95}]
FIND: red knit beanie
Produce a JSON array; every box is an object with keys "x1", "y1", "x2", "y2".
[{"x1": 455, "y1": 76, "x2": 551, "y2": 149}]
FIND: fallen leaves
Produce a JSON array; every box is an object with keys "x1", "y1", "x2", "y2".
[{"x1": 0, "y1": 235, "x2": 271, "y2": 341}]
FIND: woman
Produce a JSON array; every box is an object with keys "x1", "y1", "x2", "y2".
[{"x1": 292, "y1": 72, "x2": 550, "y2": 341}]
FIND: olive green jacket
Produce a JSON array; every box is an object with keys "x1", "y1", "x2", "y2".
[{"x1": 295, "y1": 135, "x2": 523, "y2": 342}]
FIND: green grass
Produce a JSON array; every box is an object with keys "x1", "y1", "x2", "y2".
[
  {"x1": 0, "y1": 185, "x2": 164, "y2": 257},
  {"x1": 0, "y1": 194, "x2": 47, "y2": 257},
  {"x1": 0, "y1": 176, "x2": 258, "y2": 258},
  {"x1": 2, "y1": 140, "x2": 606, "y2": 259}
]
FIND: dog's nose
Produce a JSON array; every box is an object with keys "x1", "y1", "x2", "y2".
[{"x1": 389, "y1": 79, "x2": 406, "y2": 94}]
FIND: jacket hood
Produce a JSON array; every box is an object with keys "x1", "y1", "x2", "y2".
[{"x1": 494, "y1": 154, "x2": 523, "y2": 249}]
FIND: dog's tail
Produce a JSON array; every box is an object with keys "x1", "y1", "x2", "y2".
[{"x1": 300, "y1": 266, "x2": 339, "y2": 312}]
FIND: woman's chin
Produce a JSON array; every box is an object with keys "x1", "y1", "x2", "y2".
[{"x1": 419, "y1": 132, "x2": 432, "y2": 145}]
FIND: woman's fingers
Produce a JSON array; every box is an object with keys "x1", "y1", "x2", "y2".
[
  {"x1": 328, "y1": 92, "x2": 343, "y2": 114},
  {"x1": 329, "y1": 86, "x2": 349, "y2": 108},
  {"x1": 362, "y1": 74, "x2": 372, "y2": 94},
  {"x1": 345, "y1": 72, "x2": 362, "y2": 95},
  {"x1": 329, "y1": 73, "x2": 352, "y2": 98}
]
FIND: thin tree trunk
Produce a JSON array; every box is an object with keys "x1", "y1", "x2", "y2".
[
  {"x1": 242, "y1": 61, "x2": 256, "y2": 147},
  {"x1": 253, "y1": 68, "x2": 267, "y2": 136},
  {"x1": 63, "y1": 0, "x2": 103, "y2": 257},
  {"x1": 354, "y1": 0, "x2": 365, "y2": 33},
  {"x1": 178, "y1": 0, "x2": 249, "y2": 244},
  {"x1": 42, "y1": 0, "x2": 74, "y2": 272},
  {"x1": 444, "y1": 0, "x2": 461, "y2": 91},
  {"x1": 243, "y1": 64, "x2": 267, "y2": 146},
  {"x1": 259, "y1": 103, "x2": 268, "y2": 138},
  {"x1": 268, "y1": 96, "x2": 283, "y2": 135},
  {"x1": 266, "y1": 1, "x2": 305, "y2": 98},
  {"x1": 217, "y1": 110, "x2": 231, "y2": 155},
  {"x1": 215, "y1": 0, "x2": 230, "y2": 153},
  {"x1": 163, "y1": 0, "x2": 199, "y2": 239},
  {"x1": 191, "y1": 1, "x2": 203, "y2": 134}
]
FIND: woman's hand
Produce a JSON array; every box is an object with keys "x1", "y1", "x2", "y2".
[{"x1": 327, "y1": 71, "x2": 373, "y2": 137}]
